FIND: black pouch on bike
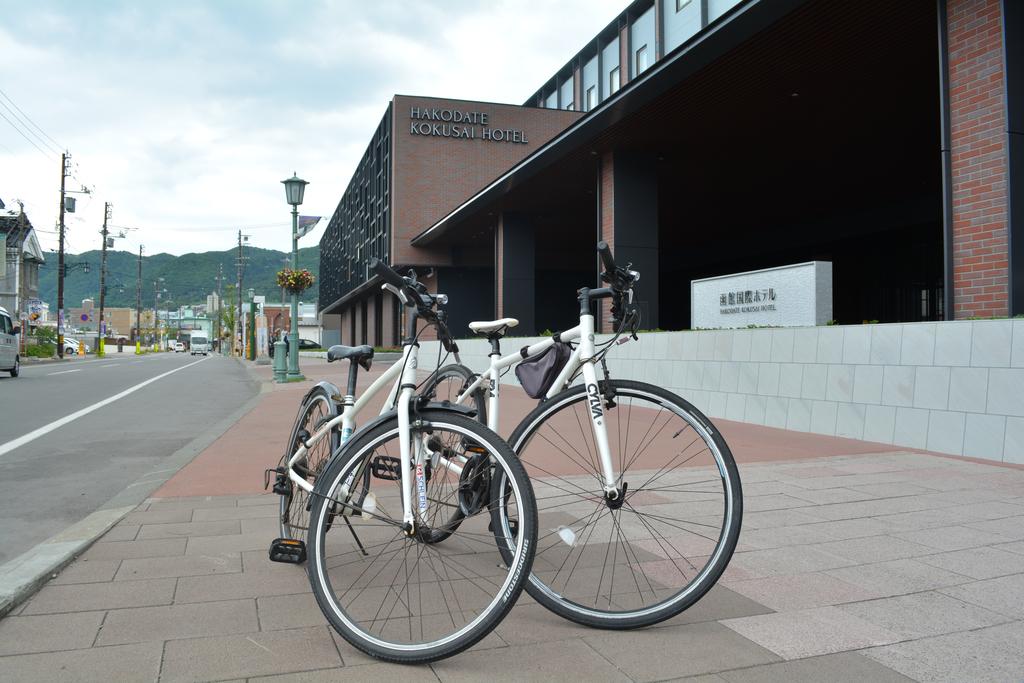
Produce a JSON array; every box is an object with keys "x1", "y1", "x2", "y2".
[{"x1": 515, "y1": 342, "x2": 572, "y2": 399}]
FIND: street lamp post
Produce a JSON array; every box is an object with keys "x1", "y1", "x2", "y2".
[{"x1": 282, "y1": 173, "x2": 308, "y2": 381}]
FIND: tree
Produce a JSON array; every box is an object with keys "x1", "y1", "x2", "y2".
[{"x1": 219, "y1": 284, "x2": 237, "y2": 345}]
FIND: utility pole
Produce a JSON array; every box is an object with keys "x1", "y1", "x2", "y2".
[
  {"x1": 235, "y1": 231, "x2": 249, "y2": 356},
  {"x1": 97, "y1": 202, "x2": 111, "y2": 356},
  {"x1": 135, "y1": 245, "x2": 143, "y2": 354},
  {"x1": 56, "y1": 152, "x2": 69, "y2": 358},
  {"x1": 215, "y1": 263, "x2": 224, "y2": 354}
]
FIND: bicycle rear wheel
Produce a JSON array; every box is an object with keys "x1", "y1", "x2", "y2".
[
  {"x1": 279, "y1": 386, "x2": 339, "y2": 543},
  {"x1": 307, "y1": 409, "x2": 537, "y2": 663},
  {"x1": 496, "y1": 379, "x2": 742, "y2": 629}
]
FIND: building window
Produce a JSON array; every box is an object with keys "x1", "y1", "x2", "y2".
[
  {"x1": 636, "y1": 45, "x2": 649, "y2": 74},
  {"x1": 676, "y1": 0, "x2": 692, "y2": 10},
  {"x1": 609, "y1": 66, "x2": 620, "y2": 94},
  {"x1": 565, "y1": 101, "x2": 574, "y2": 111},
  {"x1": 586, "y1": 86, "x2": 597, "y2": 111}
]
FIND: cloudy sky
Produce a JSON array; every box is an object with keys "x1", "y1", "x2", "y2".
[{"x1": 0, "y1": 0, "x2": 624, "y2": 257}]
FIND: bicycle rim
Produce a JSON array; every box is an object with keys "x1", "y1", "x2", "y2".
[
  {"x1": 280, "y1": 391, "x2": 336, "y2": 540},
  {"x1": 308, "y1": 413, "x2": 535, "y2": 661},
  {"x1": 504, "y1": 380, "x2": 741, "y2": 627}
]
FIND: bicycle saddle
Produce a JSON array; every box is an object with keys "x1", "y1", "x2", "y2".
[
  {"x1": 327, "y1": 344, "x2": 374, "y2": 365},
  {"x1": 468, "y1": 318, "x2": 518, "y2": 338}
]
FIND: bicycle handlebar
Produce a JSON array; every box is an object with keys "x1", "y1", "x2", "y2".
[
  {"x1": 597, "y1": 241, "x2": 616, "y2": 273},
  {"x1": 370, "y1": 258, "x2": 408, "y2": 291}
]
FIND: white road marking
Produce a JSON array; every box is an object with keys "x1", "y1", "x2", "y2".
[
  {"x1": 47, "y1": 369, "x2": 82, "y2": 376},
  {"x1": 99, "y1": 364, "x2": 118, "y2": 368},
  {"x1": 0, "y1": 357, "x2": 210, "y2": 459}
]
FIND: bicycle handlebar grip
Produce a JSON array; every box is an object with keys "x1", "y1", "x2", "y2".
[
  {"x1": 597, "y1": 241, "x2": 616, "y2": 272},
  {"x1": 369, "y1": 258, "x2": 407, "y2": 290}
]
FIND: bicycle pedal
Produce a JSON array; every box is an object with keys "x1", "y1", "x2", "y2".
[
  {"x1": 370, "y1": 455, "x2": 401, "y2": 480},
  {"x1": 268, "y1": 538, "x2": 306, "y2": 564}
]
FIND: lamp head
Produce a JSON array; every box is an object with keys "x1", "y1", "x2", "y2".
[{"x1": 281, "y1": 173, "x2": 309, "y2": 207}]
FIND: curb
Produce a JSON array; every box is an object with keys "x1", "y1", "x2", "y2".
[{"x1": 0, "y1": 362, "x2": 268, "y2": 619}]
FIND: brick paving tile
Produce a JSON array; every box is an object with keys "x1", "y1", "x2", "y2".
[
  {"x1": 121, "y1": 507, "x2": 194, "y2": 525},
  {"x1": 0, "y1": 642, "x2": 162, "y2": 683},
  {"x1": 257, "y1": 592, "x2": 326, "y2": 632},
  {"x1": 863, "y1": 621, "x2": 1024, "y2": 682},
  {"x1": 581, "y1": 621, "x2": 781, "y2": 681},
  {"x1": 252, "y1": 662, "x2": 441, "y2": 682},
  {"x1": 721, "y1": 605, "x2": 901, "y2": 660},
  {"x1": 159, "y1": 626, "x2": 342, "y2": 682},
  {"x1": 136, "y1": 519, "x2": 241, "y2": 539},
  {"x1": 192, "y1": 504, "x2": 278, "y2": 521},
  {"x1": 994, "y1": 540, "x2": 1024, "y2": 555},
  {"x1": 811, "y1": 535, "x2": 937, "y2": 564},
  {"x1": 185, "y1": 531, "x2": 271, "y2": 555},
  {"x1": 0, "y1": 611, "x2": 105, "y2": 655},
  {"x1": 915, "y1": 546, "x2": 1024, "y2": 580},
  {"x1": 146, "y1": 496, "x2": 241, "y2": 510},
  {"x1": 890, "y1": 525, "x2": 1013, "y2": 551},
  {"x1": 174, "y1": 569, "x2": 309, "y2": 603},
  {"x1": 20, "y1": 578, "x2": 176, "y2": 615},
  {"x1": 963, "y1": 515, "x2": 1024, "y2": 541},
  {"x1": 837, "y1": 591, "x2": 1009, "y2": 640},
  {"x1": 431, "y1": 639, "x2": 630, "y2": 683},
  {"x1": 50, "y1": 558, "x2": 121, "y2": 584},
  {"x1": 114, "y1": 552, "x2": 241, "y2": 581},
  {"x1": 94, "y1": 598, "x2": 259, "y2": 646},
  {"x1": 712, "y1": 651, "x2": 914, "y2": 682},
  {"x1": 241, "y1": 516, "x2": 281, "y2": 535},
  {"x1": 237, "y1": 494, "x2": 278, "y2": 507},
  {"x1": 101, "y1": 524, "x2": 140, "y2": 541},
  {"x1": 728, "y1": 546, "x2": 855, "y2": 579},
  {"x1": 727, "y1": 572, "x2": 882, "y2": 611},
  {"x1": 823, "y1": 559, "x2": 969, "y2": 599},
  {"x1": 79, "y1": 537, "x2": 186, "y2": 561},
  {"x1": 939, "y1": 573, "x2": 1024, "y2": 619}
]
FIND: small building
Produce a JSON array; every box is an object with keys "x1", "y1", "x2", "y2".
[{"x1": 0, "y1": 208, "x2": 45, "y2": 321}]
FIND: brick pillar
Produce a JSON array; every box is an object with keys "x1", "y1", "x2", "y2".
[
  {"x1": 366, "y1": 295, "x2": 377, "y2": 347},
  {"x1": 598, "y1": 151, "x2": 659, "y2": 332},
  {"x1": 495, "y1": 212, "x2": 535, "y2": 334},
  {"x1": 598, "y1": 152, "x2": 615, "y2": 332},
  {"x1": 947, "y1": 0, "x2": 1011, "y2": 317},
  {"x1": 381, "y1": 292, "x2": 396, "y2": 347}
]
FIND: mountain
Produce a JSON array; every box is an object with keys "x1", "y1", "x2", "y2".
[{"x1": 37, "y1": 244, "x2": 320, "y2": 310}]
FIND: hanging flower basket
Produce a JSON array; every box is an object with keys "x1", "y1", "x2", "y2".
[{"x1": 277, "y1": 268, "x2": 315, "y2": 293}]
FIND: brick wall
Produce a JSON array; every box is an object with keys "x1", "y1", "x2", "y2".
[
  {"x1": 391, "y1": 95, "x2": 580, "y2": 267},
  {"x1": 948, "y1": 0, "x2": 1010, "y2": 318}
]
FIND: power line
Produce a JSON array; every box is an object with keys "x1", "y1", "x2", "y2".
[
  {"x1": 0, "y1": 97, "x2": 60, "y2": 157},
  {"x1": 0, "y1": 107, "x2": 57, "y2": 161},
  {"x1": 0, "y1": 87, "x2": 64, "y2": 153}
]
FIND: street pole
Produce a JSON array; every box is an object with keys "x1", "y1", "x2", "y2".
[
  {"x1": 57, "y1": 152, "x2": 68, "y2": 358},
  {"x1": 216, "y1": 263, "x2": 224, "y2": 355},
  {"x1": 236, "y1": 230, "x2": 243, "y2": 356},
  {"x1": 135, "y1": 245, "x2": 143, "y2": 354},
  {"x1": 97, "y1": 202, "x2": 111, "y2": 356},
  {"x1": 287, "y1": 205, "x2": 302, "y2": 380}
]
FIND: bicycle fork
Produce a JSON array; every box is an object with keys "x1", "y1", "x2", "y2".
[{"x1": 578, "y1": 314, "x2": 623, "y2": 503}]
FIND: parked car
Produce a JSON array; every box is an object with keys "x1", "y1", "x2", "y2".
[
  {"x1": 298, "y1": 339, "x2": 320, "y2": 350},
  {"x1": 63, "y1": 338, "x2": 90, "y2": 355},
  {"x1": 0, "y1": 306, "x2": 20, "y2": 377},
  {"x1": 174, "y1": 341, "x2": 186, "y2": 353}
]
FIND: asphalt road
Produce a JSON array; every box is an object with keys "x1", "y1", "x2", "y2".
[{"x1": 0, "y1": 352, "x2": 260, "y2": 565}]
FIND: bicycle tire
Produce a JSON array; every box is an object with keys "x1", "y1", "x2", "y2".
[
  {"x1": 279, "y1": 386, "x2": 340, "y2": 544},
  {"x1": 419, "y1": 364, "x2": 489, "y2": 543},
  {"x1": 495, "y1": 379, "x2": 742, "y2": 629},
  {"x1": 307, "y1": 409, "x2": 537, "y2": 663}
]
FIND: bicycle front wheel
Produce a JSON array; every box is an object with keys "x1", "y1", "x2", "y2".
[
  {"x1": 279, "y1": 386, "x2": 339, "y2": 543},
  {"x1": 499, "y1": 379, "x2": 742, "y2": 629},
  {"x1": 307, "y1": 409, "x2": 537, "y2": 663}
]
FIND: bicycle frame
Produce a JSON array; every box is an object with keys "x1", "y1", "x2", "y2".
[{"x1": 453, "y1": 313, "x2": 622, "y2": 497}]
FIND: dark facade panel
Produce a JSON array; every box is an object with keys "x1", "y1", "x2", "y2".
[{"x1": 318, "y1": 105, "x2": 392, "y2": 313}]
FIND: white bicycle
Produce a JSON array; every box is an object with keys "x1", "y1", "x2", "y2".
[
  {"x1": 267, "y1": 261, "x2": 537, "y2": 663},
  {"x1": 423, "y1": 242, "x2": 743, "y2": 629}
]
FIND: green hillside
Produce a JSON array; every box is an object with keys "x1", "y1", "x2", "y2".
[{"x1": 38, "y1": 244, "x2": 320, "y2": 310}]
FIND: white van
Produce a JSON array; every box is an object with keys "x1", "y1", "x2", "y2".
[
  {"x1": 0, "y1": 306, "x2": 21, "y2": 377},
  {"x1": 189, "y1": 331, "x2": 210, "y2": 355}
]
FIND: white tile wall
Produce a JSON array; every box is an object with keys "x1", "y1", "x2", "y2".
[
  {"x1": 422, "y1": 320, "x2": 1023, "y2": 464},
  {"x1": 913, "y1": 367, "x2": 950, "y2": 411},
  {"x1": 971, "y1": 320, "x2": 1012, "y2": 368},
  {"x1": 963, "y1": 414, "x2": 1005, "y2": 460},
  {"x1": 926, "y1": 410, "x2": 965, "y2": 455}
]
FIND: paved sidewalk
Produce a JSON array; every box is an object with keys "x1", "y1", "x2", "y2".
[{"x1": 2, "y1": 361, "x2": 1023, "y2": 681}]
